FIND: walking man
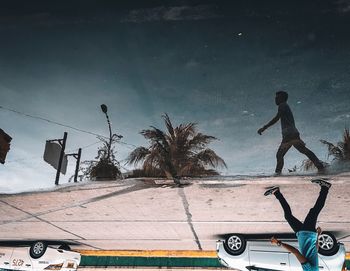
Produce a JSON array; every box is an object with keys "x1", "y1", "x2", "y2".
[
  {"x1": 264, "y1": 178, "x2": 332, "y2": 271},
  {"x1": 257, "y1": 91, "x2": 324, "y2": 174}
]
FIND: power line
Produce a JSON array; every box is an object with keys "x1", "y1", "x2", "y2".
[
  {"x1": 118, "y1": 141, "x2": 137, "y2": 149},
  {"x1": 0, "y1": 105, "x2": 107, "y2": 139},
  {"x1": 6, "y1": 156, "x2": 39, "y2": 164},
  {"x1": 0, "y1": 105, "x2": 138, "y2": 149},
  {"x1": 66, "y1": 140, "x2": 101, "y2": 153},
  {"x1": 7, "y1": 140, "x2": 102, "y2": 163}
]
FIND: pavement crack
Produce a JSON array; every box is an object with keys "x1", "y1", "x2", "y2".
[
  {"x1": 0, "y1": 182, "x2": 154, "y2": 241},
  {"x1": 178, "y1": 187, "x2": 202, "y2": 250}
]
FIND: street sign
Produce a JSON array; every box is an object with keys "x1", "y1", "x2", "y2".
[{"x1": 43, "y1": 141, "x2": 68, "y2": 174}]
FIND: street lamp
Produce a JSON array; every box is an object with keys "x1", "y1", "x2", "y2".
[
  {"x1": 100, "y1": 104, "x2": 112, "y2": 160},
  {"x1": 101, "y1": 104, "x2": 108, "y2": 114}
]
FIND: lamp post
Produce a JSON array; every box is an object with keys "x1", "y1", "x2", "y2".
[{"x1": 100, "y1": 104, "x2": 112, "y2": 161}]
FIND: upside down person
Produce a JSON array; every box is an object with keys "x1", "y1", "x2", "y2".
[{"x1": 264, "y1": 178, "x2": 331, "y2": 271}]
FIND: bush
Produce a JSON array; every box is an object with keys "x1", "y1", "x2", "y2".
[{"x1": 81, "y1": 134, "x2": 122, "y2": 181}]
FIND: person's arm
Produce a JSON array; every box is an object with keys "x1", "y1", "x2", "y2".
[
  {"x1": 258, "y1": 113, "x2": 280, "y2": 135},
  {"x1": 316, "y1": 227, "x2": 322, "y2": 251},
  {"x1": 271, "y1": 237, "x2": 308, "y2": 264}
]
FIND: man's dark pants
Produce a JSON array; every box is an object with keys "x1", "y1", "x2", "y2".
[
  {"x1": 275, "y1": 135, "x2": 323, "y2": 174},
  {"x1": 274, "y1": 187, "x2": 329, "y2": 232}
]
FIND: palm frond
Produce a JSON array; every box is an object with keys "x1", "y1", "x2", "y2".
[
  {"x1": 194, "y1": 149, "x2": 227, "y2": 168},
  {"x1": 341, "y1": 128, "x2": 350, "y2": 160},
  {"x1": 188, "y1": 133, "x2": 217, "y2": 150},
  {"x1": 175, "y1": 122, "x2": 197, "y2": 139},
  {"x1": 127, "y1": 147, "x2": 150, "y2": 165},
  {"x1": 142, "y1": 127, "x2": 170, "y2": 150},
  {"x1": 320, "y1": 139, "x2": 343, "y2": 160},
  {"x1": 162, "y1": 113, "x2": 175, "y2": 140}
]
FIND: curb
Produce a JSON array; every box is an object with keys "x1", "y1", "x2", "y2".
[
  {"x1": 76, "y1": 250, "x2": 350, "y2": 268},
  {"x1": 78, "y1": 250, "x2": 222, "y2": 268},
  {"x1": 78, "y1": 250, "x2": 217, "y2": 257}
]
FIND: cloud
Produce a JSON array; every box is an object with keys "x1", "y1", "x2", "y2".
[
  {"x1": 0, "y1": 12, "x2": 102, "y2": 29},
  {"x1": 325, "y1": 113, "x2": 350, "y2": 123},
  {"x1": 121, "y1": 5, "x2": 222, "y2": 23},
  {"x1": 336, "y1": 0, "x2": 350, "y2": 13}
]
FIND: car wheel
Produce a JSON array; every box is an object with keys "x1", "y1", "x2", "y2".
[
  {"x1": 223, "y1": 234, "x2": 246, "y2": 256},
  {"x1": 29, "y1": 241, "x2": 47, "y2": 259},
  {"x1": 318, "y1": 232, "x2": 339, "y2": 256},
  {"x1": 58, "y1": 244, "x2": 71, "y2": 251}
]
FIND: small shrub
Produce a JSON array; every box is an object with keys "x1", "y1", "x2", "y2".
[{"x1": 81, "y1": 135, "x2": 122, "y2": 181}]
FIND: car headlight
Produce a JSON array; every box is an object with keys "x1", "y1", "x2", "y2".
[
  {"x1": 218, "y1": 257, "x2": 229, "y2": 267},
  {"x1": 66, "y1": 262, "x2": 76, "y2": 269},
  {"x1": 44, "y1": 263, "x2": 63, "y2": 270}
]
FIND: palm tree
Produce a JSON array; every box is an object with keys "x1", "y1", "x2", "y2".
[
  {"x1": 127, "y1": 114, "x2": 227, "y2": 183},
  {"x1": 303, "y1": 128, "x2": 350, "y2": 171},
  {"x1": 320, "y1": 128, "x2": 350, "y2": 161}
]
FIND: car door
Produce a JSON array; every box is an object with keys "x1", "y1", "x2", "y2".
[
  {"x1": 10, "y1": 247, "x2": 33, "y2": 271},
  {"x1": 0, "y1": 247, "x2": 14, "y2": 269},
  {"x1": 289, "y1": 254, "x2": 329, "y2": 271},
  {"x1": 249, "y1": 242, "x2": 290, "y2": 271},
  {"x1": 246, "y1": 267, "x2": 290, "y2": 271}
]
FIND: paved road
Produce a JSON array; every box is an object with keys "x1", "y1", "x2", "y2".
[{"x1": 0, "y1": 174, "x2": 349, "y2": 251}]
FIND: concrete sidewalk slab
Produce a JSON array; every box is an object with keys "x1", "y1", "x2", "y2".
[{"x1": 0, "y1": 175, "x2": 349, "y2": 251}]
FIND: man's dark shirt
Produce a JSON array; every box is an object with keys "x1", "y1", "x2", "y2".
[{"x1": 278, "y1": 102, "x2": 299, "y2": 141}]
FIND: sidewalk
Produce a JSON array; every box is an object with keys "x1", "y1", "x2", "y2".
[{"x1": 0, "y1": 174, "x2": 349, "y2": 251}]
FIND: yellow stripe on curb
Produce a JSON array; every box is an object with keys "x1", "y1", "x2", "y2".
[
  {"x1": 77, "y1": 250, "x2": 350, "y2": 259},
  {"x1": 77, "y1": 250, "x2": 217, "y2": 258}
]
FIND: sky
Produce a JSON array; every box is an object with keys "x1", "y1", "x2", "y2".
[{"x1": 0, "y1": 0, "x2": 350, "y2": 193}]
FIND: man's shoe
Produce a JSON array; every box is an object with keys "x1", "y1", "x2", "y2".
[
  {"x1": 311, "y1": 178, "x2": 332, "y2": 189},
  {"x1": 264, "y1": 186, "x2": 280, "y2": 196}
]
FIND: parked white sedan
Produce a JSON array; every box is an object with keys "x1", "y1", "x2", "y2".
[
  {"x1": 0, "y1": 241, "x2": 81, "y2": 271},
  {"x1": 216, "y1": 232, "x2": 347, "y2": 271}
]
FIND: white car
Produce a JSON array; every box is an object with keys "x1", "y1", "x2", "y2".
[
  {"x1": 0, "y1": 241, "x2": 81, "y2": 271},
  {"x1": 216, "y1": 232, "x2": 347, "y2": 271}
]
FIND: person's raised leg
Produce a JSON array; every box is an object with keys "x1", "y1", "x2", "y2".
[
  {"x1": 303, "y1": 179, "x2": 331, "y2": 231},
  {"x1": 265, "y1": 187, "x2": 303, "y2": 233},
  {"x1": 275, "y1": 143, "x2": 292, "y2": 174}
]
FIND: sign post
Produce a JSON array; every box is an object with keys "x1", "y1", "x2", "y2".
[
  {"x1": 66, "y1": 148, "x2": 82, "y2": 183},
  {"x1": 55, "y1": 132, "x2": 67, "y2": 185},
  {"x1": 44, "y1": 132, "x2": 68, "y2": 185},
  {"x1": 44, "y1": 132, "x2": 83, "y2": 185}
]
